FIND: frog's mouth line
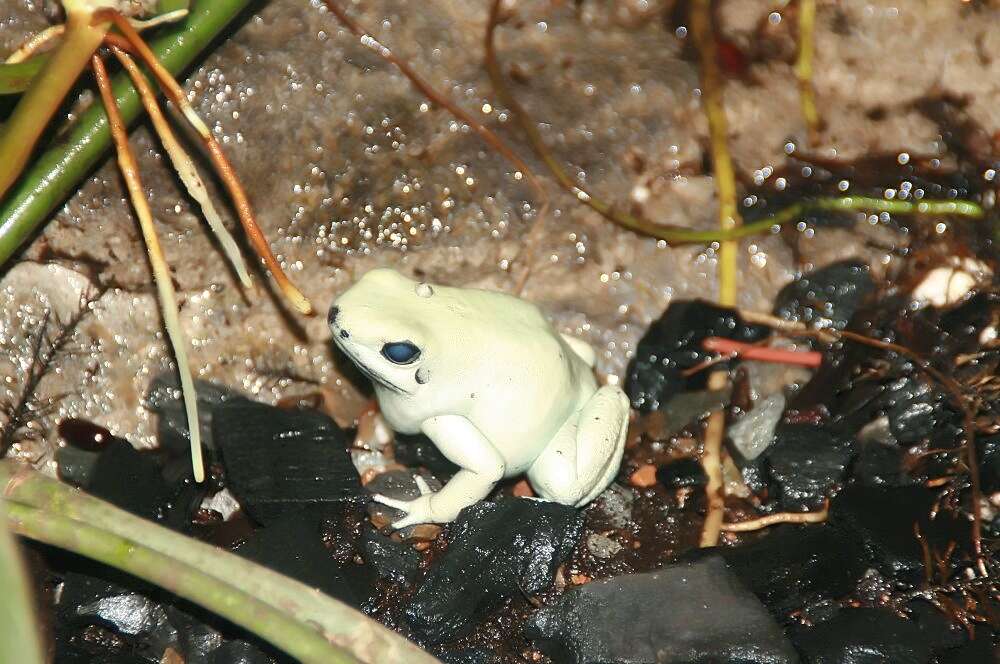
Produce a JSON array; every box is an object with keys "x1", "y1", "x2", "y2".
[{"x1": 333, "y1": 334, "x2": 411, "y2": 396}]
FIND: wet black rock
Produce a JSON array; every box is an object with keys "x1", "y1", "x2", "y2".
[
  {"x1": 145, "y1": 374, "x2": 246, "y2": 456},
  {"x1": 829, "y1": 485, "x2": 967, "y2": 581},
  {"x1": 853, "y1": 438, "x2": 912, "y2": 487},
  {"x1": 394, "y1": 432, "x2": 460, "y2": 479},
  {"x1": 773, "y1": 260, "x2": 874, "y2": 333},
  {"x1": 439, "y1": 648, "x2": 504, "y2": 664},
  {"x1": 656, "y1": 457, "x2": 707, "y2": 489},
  {"x1": 789, "y1": 608, "x2": 942, "y2": 664},
  {"x1": 977, "y1": 433, "x2": 1000, "y2": 493},
  {"x1": 85, "y1": 439, "x2": 174, "y2": 523},
  {"x1": 234, "y1": 505, "x2": 370, "y2": 607},
  {"x1": 212, "y1": 400, "x2": 363, "y2": 525},
  {"x1": 703, "y1": 524, "x2": 867, "y2": 617},
  {"x1": 53, "y1": 569, "x2": 266, "y2": 664},
  {"x1": 525, "y1": 555, "x2": 799, "y2": 664},
  {"x1": 404, "y1": 497, "x2": 583, "y2": 645},
  {"x1": 625, "y1": 300, "x2": 768, "y2": 412},
  {"x1": 763, "y1": 423, "x2": 855, "y2": 510},
  {"x1": 362, "y1": 526, "x2": 422, "y2": 585}
]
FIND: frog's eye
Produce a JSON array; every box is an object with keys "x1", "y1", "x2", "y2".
[{"x1": 381, "y1": 341, "x2": 421, "y2": 364}]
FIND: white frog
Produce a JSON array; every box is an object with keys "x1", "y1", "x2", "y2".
[{"x1": 329, "y1": 268, "x2": 630, "y2": 527}]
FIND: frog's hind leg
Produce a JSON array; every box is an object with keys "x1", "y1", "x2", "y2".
[{"x1": 527, "y1": 386, "x2": 630, "y2": 507}]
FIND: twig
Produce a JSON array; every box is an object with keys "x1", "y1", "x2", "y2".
[
  {"x1": 721, "y1": 502, "x2": 829, "y2": 532},
  {"x1": 92, "y1": 53, "x2": 204, "y2": 483},
  {"x1": 96, "y1": 10, "x2": 314, "y2": 316},
  {"x1": 1, "y1": 461, "x2": 442, "y2": 664},
  {"x1": 0, "y1": 289, "x2": 102, "y2": 455},
  {"x1": 0, "y1": 0, "x2": 256, "y2": 267},
  {"x1": 4, "y1": 25, "x2": 66, "y2": 64},
  {"x1": 795, "y1": 0, "x2": 821, "y2": 145}
]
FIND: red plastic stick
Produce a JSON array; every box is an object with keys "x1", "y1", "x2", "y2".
[{"x1": 702, "y1": 337, "x2": 823, "y2": 368}]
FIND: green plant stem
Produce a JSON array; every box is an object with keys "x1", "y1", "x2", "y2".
[
  {"x1": 0, "y1": 500, "x2": 44, "y2": 664},
  {"x1": 0, "y1": 0, "x2": 253, "y2": 267},
  {"x1": 5, "y1": 502, "x2": 358, "y2": 664},
  {"x1": 0, "y1": 461, "x2": 442, "y2": 664},
  {"x1": 0, "y1": 7, "x2": 110, "y2": 199},
  {"x1": 0, "y1": 55, "x2": 50, "y2": 95}
]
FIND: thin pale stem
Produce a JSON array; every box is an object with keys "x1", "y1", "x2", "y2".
[
  {"x1": 112, "y1": 47, "x2": 253, "y2": 289},
  {"x1": 92, "y1": 54, "x2": 204, "y2": 483},
  {"x1": 721, "y1": 502, "x2": 829, "y2": 532},
  {"x1": 690, "y1": 0, "x2": 740, "y2": 303},
  {"x1": 5, "y1": 502, "x2": 359, "y2": 664},
  {"x1": 1, "y1": 462, "x2": 443, "y2": 664},
  {"x1": 691, "y1": 0, "x2": 741, "y2": 548},
  {"x1": 795, "y1": 0, "x2": 821, "y2": 145},
  {"x1": 99, "y1": 9, "x2": 313, "y2": 315},
  {"x1": 0, "y1": 9, "x2": 110, "y2": 198}
]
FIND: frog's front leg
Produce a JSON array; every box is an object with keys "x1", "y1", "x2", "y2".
[
  {"x1": 527, "y1": 385, "x2": 630, "y2": 507},
  {"x1": 372, "y1": 415, "x2": 505, "y2": 528}
]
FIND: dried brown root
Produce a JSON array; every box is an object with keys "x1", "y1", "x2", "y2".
[
  {"x1": 97, "y1": 9, "x2": 314, "y2": 315},
  {"x1": 92, "y1": 53, "x2": 204, "y2": 482}
]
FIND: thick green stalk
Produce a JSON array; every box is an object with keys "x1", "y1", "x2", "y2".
[
  {"x1": 0, "y1": 0, "x2": 253, "y2": 267},
  {"x1": 6, "y1": 502, "x2": 359, "y2": 664},
  {"x1": 0, "y1": 461, "x2": 442, "y2": 664},
  {"x1": 0, "y1": 55, "x2": 50, "y2": 95},
  {"x1": 0, "y1": 501, "x2": 44, "y2": 664}
]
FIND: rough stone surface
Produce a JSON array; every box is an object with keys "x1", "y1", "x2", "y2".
[{"x1": 525, "y1": 555, "x2": 799, "y2": 664}]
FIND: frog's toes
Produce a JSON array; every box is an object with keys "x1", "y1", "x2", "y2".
[
  {"x1": 413, "y1": 474, "x2": 433, "y2": 496},
  {"x1": 371, "y1": 493, "x2": 412, "y2": 511}
]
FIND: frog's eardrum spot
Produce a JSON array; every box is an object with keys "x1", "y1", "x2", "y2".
[
  {"x1": 416, "y1": 367, "x2": 430, "y2": 384},
  {"x1": 415, "y1": 282, "x2": 434, "y2": 298}
]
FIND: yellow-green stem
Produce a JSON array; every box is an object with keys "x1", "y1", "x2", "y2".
[
  {"x1": 795, "y1": 0, "x2": 820, "y2": 145},
  {"x1": 0, "y1": 9, "x2": 110, "y2": 198}
]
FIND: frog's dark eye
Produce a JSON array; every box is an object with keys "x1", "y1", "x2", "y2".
[{"x1": 381, "y1": 341, "x2": 421, "y2": 364}]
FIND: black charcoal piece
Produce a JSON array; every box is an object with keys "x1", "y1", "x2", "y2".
[
  {"x1": 625, "y1": 300, "x2": 768, "y2": 412},
  {"x1": 212, "y1": 400, "x2": 363, "y2": 525},
  {"x1": 404, "y1": 498, "x2": 582, "y2": 645}
]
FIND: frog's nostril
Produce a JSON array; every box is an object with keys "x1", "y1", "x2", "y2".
[{"x1": 328, "y1": 306, "x2": 340, "y2": 327}]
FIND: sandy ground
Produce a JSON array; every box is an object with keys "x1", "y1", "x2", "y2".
[{"x1": 1, "y1": 0, "x2": 999, "y2": 464}]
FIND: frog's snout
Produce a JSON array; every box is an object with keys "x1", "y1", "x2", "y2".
[{"x1": 327, "y1": 305, "x2": 340, "y2": 327}]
